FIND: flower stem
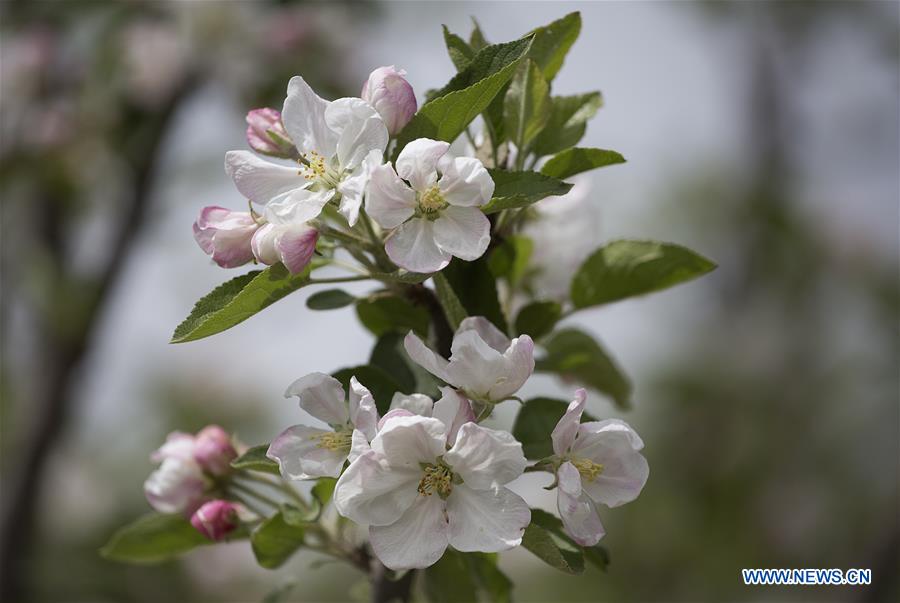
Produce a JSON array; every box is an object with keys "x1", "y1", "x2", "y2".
[
  {"x1": 228, "y1": 480, "x2": 281, "y2": 509},
  {"x1": 308, "y1": 275, "x2": 370, "y2": 285}
]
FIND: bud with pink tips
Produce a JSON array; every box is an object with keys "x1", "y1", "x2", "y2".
[
  {"x1": 190, "y1": 500, "x2": 241, "y2": 541},
  {"x1": 361, "y1": 66, "x2": 417, "y2": 136},
  {"x1": 193, "y1": 425, "x2": 238, "y2": 476},
  {"x1": 193, "y1": 206, "x2": 260, "y2": 269},
  {"x1": 245, "y1": 108, "x2": 295, "y2": 158}
]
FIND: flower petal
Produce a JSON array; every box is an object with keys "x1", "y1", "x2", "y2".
[
  {"x1": 266, "y1": 425, "x2": 347, "y2": 480},
  {"x1": 333, "y1": 450, "x2": 420, "y2": 526},
  {"x1": 403, "y1": 331, "x2": 454, "y2": 385},
  {"x1": 557, "y1": 462, "x2": 606, "y2": 546},
  {"x1": 348, "y1": 429, "x2": 372, "y2": 464},
  {"x1": 338, "y1": 149, "x2": 381, "y2": 226},
  {"x1": 385, "y1": 218, "x2": 451, "y2": 274},
  {"x1": 572, "y1": 420, "x2": 649, "y2": 508},
  {"x1": 370, "y1": 494, "x2": 449, "y2": 570},
  {"x1": 389, "y1": 392, "x2": 434, "y2": 417},
  {"x1": 282, "y1": 75, "x2": 337, "y2": 158},
  {"x1": 284, "y1": 372, "x2": 348, "y2": 426},
  {"x1": 349, "y1": 376, "x2": 379, "y2": 441},
  {"x1": 396, "y1": 138, "x2": 449, "y2": 191},
  {"x1": 224, "y1": 150, "x2": 306, "y2": 206},
  {"x1": 445, "y1": 331, "x2": 534, "y2": 401},
  {"x1": 263, "y1": 187, "x2": 334, "y2": 225},
  {"x1": 365, "y1": 163, "x2": 416, "y2": 229},
  {"x1": 325, "y1": 97, "x2": 388, "y2": 170},
  {"x1": 444, "y1": 423, "x2": 526, "y2": 489},
  {"x1": 275, "y1": 223, "x2": 318, "y2": 274},
  {"x1": 438, "y1": 155, "x2": 494, "y2": 207},
  {"x1": 447, "y1": 485, "x2": 530, "y2": 552},
  {"x1": 144, "y1": 457, "x2": 206, "y2": 515},
  {"x1": 456, "y1": 316, "x2": 510, "y2": 353},
  {"x1": 551, "y1": 388, "x2": 587, "y2": 456},
  {"x1": 151, "y1": 432, "x2": 196, "y2": 462},
  {"x1": 370, "y1": 415, "x2": 447, "y2": 468},
  {"x1": 431, "y1": 387, "x2": 475, "y2": 447},
  {"x1": 432, "y1": 205, "x2": 490, "y2": 261}
]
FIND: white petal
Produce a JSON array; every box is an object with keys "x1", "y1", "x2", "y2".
[
  {"x1": 551, "y1": 388, "x2": 587, "y2": 456},
  {"x1": 557, "y1": 463, "x2": 606, "y2": 546},
  {"x1": 491, "y1": 334, "x2": 535, "y2": 400},
  {"x1": 385, "y1": 218, "x2": 451, "y2": 274},
  {"x1": 347, "y1": 429, "x2": 372, "y2": 464},
  {"x1": 225, "y1": 150, "x2": 306, "y2": 206},
  {"x1": 403, "y1": 331, "x2": 454, "y2": 384},
  {"x1": 444, "y1": 423, "x2": 526, "y2": 489},
  {"x1": 282, "y1": 75, "x2": 337, "y2": 158},
  {"x1": 432, "y1": 206, "x2": 490, "y2": 261},
  {"x1": 389, "y1": 392, "x2": 434, "y2": 417},
  {"x1": 396, "y1": 138, "x2": 449, "y2": 191},
  {"x1": 456, "y1": 317, "x2": 510, "y2": 353},
  {"x1": 377, "y1": 408, "x2": 415, "y2": 431},
  {"x1": 338, "y1": 149, "x2": 382, "y2": 226},
  {"x1": 438, "y1": 155, "x2": 494, "y2": 207},
  {"x1": 445, "y1": 331, "x2": 535, "y2": 401},
  {"x1": 349, "y1": 376, "x2": 379, "y2": 441},
  {"x1": 431, "y1": 387, "x2": 475, "y2": 447},
  {"x1": 325, "y1": 97, "x2": 388, "y2": 170},
  {"x1": 370, "y1": 415, "x2": 447, "y2": 469},
  {"x1": 250, "y1": 223, "x2": 279, "y2": 265},
  {"x1": 151, "y1": 432, "x2": 195, "y2": 462},
  {"x1": 365, "y1": 163, "x2": 416, "y2": 229},
  {"x1": 370, "y1": 494, "x2": 449, "y2": 570},
  {"x1": 275, "y1": 223, "x2": 318, "y2": 274},
  {"x1": 447, "y1": 485, "x2": 530, "y2": 552},
  {"x1": 266, "y1": 425, "x2": 347, "y2": 480},
  {"x1": 284, "y1": 372, "x2": 348, "y2": 426},
  {"x1": 572, "y1": 420, "x2": 649, "y2": 508},
  {"x1": 263, "y1": 188, "x2": 334, "y2": 225},
  {"x1": 144, "y1": 457, "x2": 206, "y2": 515},
  {"x1": 333, "y1": 450, "x2": 420, "y2": 526}
]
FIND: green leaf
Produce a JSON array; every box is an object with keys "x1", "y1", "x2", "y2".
[
  {"x1": 526, "y1": 12, "x2": 582, "y2": 82},
  {"x1": 469, "y1": 17, "x2": 488, "y2": 50},
  {"x1": 466, "y1": 553, "x2": 513, "y2": 603},
  {"x1": 521, "y1": 521, "x2": 584, "y2": 574},
  {"x1": 433, "y1": 272, "x2": 468, "y2": 331},
  {"x1": 541, "y1": 147, "x2": 626, "y2": 180},
  {"x1": 356, "y1": 293, "x2": 429, "y2": 338},
  {"x1": 312, "y1": 478, "x2": 337, "y2": 507},
  {"x1": 425, "y1": 549, "x2": 479, "y2": 603},
  {"x1": 482, "y1": 170, "x2": 572, "y2": 214},
  {"x1": 488, "y1": 235, "x2": 534, "y2": 288},
  {"x1": 514, "y1": 300, "x2": 561, "y2": 340},
  {"x1": 100, "y1": 513, "x2": 209, "y2": 563},
  {"x1": 262, "y1": 581, "x2": 298, "y2": 603},
  {"x1": 512, "y1": 397, "x2": 596, "y2": 459},
  {"x1": 231, "y1": 444, "x2": 280, "y2": 475},
  {"x1": 370, "y1": 332, "x2": 417, "y2": 394},
  {"x1": 332, "y1": 365, "x2": 405, "y2": 415},
  {"x1": 535, "y1": 329, "x2": 632, "y2": 409},
  {"x1": 281, "y1": 501, "x2": 320, "y2": 526},
  {"x1": 171, "y1": 264, "x2": 312, "y2": 343},
  {"x1": 443, "y1": 25, "x2": 475, "y2": 71},
  {"x1": 306, "y1": 289, "x2": 356, "y2": 311},
  {"x1": 531, "y1": 92, "x2": 603, "y2": 157},
  {"x1": 443, "y1": 258, "x2": 508, "y2": 334},
  {"x1": 394, "y1": 37, "x2": 532, "y2": 156},
  {"x1": 504, "y1": 60, "x2": 551, "y2": 153},
  {"x1": 251, "y1": 511, "x2": 305, "y2": 569},
  {"x1": 583, "y1": 544, "x2": 610, "y2": 572},
  {"x1": 370, "y1": 269, "x2": 433, "y2": 284},
  {"x1": 571, "y1": 240, "x2": 716, "y2": 308}
]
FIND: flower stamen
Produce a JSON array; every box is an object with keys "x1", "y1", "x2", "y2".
[
  {"x1": 417, "y1": 462, "x2": 454, "y2": 499},
  {"x1": 571, "y1": 458, "x2": 604, "y2": 482},
  {"x1": 416, "y1": 185, "x2": 447, "y2": 217},
  {"x1": 314, "y1": 430, "x2": 352, "y2": 452}
]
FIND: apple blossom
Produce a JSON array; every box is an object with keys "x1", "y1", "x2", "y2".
[
  {"x1": 192, "y1": 206, "x2": 259, "y2": 269},
  {"x1": 144, "y1": 433, "x2": 208, "y2": 515},
  {"x1": 549, "y1": 389, "x2": 649, "y2": 546},
  {"x1": 226, "y1": 76, "x2": 388, "y2": 226},
  {"x1": 193, "y1": 425, "x2": 238, "y2": 476},
  {"x1": 366, "y1": 138, "x2": 493, "y2": 273},
  {"x1": 361, "y1": 66, "x2": 417, "y2": 136},
  {"x1": 387, "y1": 387, "x2": 475, "y2": 446},
  {"x1": 250, "y1": 220, "x2": 319, "y2": 274},
  {"x1": 267, "y1": 373, "x2": 378, "y2": 480},
  {"x1": 245, "y1": 108, "x2": 295, "y2": 158},
  {"x1": 190, "y1": 499, "x2": 240, "y2": 541},
  {"x1": 404, "y1": 316, "x2": 534, "y2": 403},
  {"x1": 333, "y1": 414, "x2": 530, "y2": 570}
]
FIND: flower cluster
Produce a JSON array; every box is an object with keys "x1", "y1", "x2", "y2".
[{"x1": 192, "y1": 65, "x2": 495, "y2": 276}]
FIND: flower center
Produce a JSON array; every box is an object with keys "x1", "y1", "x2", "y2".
[
  {"x1": 299, "y1": 151, "x2": 341, "y2": 189},
  {"x1": 416, "y1": 185, "x2": 447, "y2": 217},
  {"x1": 314, "y1": 430, "x2": 352, "y2": 452},
  {"x1": 571, "y1": 458, "x2": 604, "y2": 482},
  {"x1": 417, "y1": 462, "x2": 454, "y2": 499}
]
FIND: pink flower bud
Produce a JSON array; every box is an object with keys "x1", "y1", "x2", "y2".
[
  {"x1": 144, "y1": 457, "x2": 207, "y2": 515},
  {"x1": 193, "y1": 206, "x2": 259, "y2": 269},
  {"x1": 193, "y1": 425, "x2": 238, "y2": 476},
  {"x1": 246, "y1": 108, "x2": 295, "y2": 157},
  {"x1": 190, "y1": 500, "x2": 240, "y2": 541},
  {"x1": 361, "y1": 66, "x2": 417, "y2": 136},
  {"x1": 250, "y1": 222, "x2": 319, "y2": 274}
]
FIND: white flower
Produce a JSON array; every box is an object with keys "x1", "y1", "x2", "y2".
[
  {"x1": 404, "y1": 316, "x2": 534, "y2": 403},
  {"x1": 144, "y1": 433, "x2": 207, "y2": 515},
  {"x1": 226, "y1": 76, "x2": 388, "y2": 227},
  {"x1": 267, "y1": 373, "x2": 379, "y2": 480},
  {"x1": 366, "y1": 138, "x2": 493, "y2": 273},
  {"x1": 386, "y1": 387, "x2": 475, "y2": 446},
  {"x1": 192, "y1": 206, "x2": 259, "y2": 269},
  {"x1": 333, "y1": 414, "x2": 530, "y2": 570},
  {"x1": 550, "y1": 389, "x2": 649, "y2": 546}
]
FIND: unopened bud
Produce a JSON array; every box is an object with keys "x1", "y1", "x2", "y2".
[
  {"x1": 246, "y1": 108, "x2": 295, "y2": 157},
  {"x1": 193, "y1": 425, "x2": 238, "y2": 476},
  {"x1": 193, "y1": 206, "x2": 259, "y2": 269},
  {"x1": 190, "y1": 500, "x2": 240, "y2": 541},
  {"x1": 361, "y1": 66, "x2": 417, "y2": 136}
]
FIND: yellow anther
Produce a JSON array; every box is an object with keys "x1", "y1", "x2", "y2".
[
  {"x1": 417, "y1": 463, "x2": 454, "y2": 498},
  {"x1": 314, "y1": 430, "x2": 352, "y2": 452},
  {"x1": 417, "y1": 185, "x2": 447, "y2": 213},
  {"x1": 571, "y1": 458, "x2": 604, "y2": 482}
]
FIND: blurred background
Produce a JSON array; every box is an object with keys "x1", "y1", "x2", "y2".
[{"x1": 1, "y1": 1, "x2": 897, "y2": 602}]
